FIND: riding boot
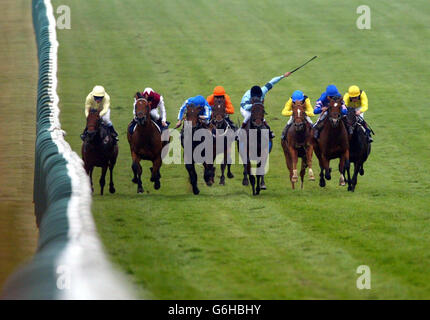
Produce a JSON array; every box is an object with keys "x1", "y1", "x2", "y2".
[
  {"x1": 281, "y1": 123, "x2": 292, "y2": 140},
  {"x1": 109, "y1": 124, "x2": 119, "y2": 141},
  {"x1": 263, "y1": 120, "x2": 275, "y2": 139},
  {"x1": 80, "y1": 127, "x2": 88, "y2": 141},
  {"x1": 313, "y1": 121, "x2": 323, "y2": 139}
]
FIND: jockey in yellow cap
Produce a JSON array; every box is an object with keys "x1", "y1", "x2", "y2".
[
  {"x1": 343, "y1": 85, "x2": 373, "y2": 142},
  {"x1": 81, "y1": 85, "x2": 119, "y2": 141}
]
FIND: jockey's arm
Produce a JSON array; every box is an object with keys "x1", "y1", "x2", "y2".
[
  {"x1": 84, "y1": 94, "x2": 92, "y2": 118},
  {"x1": 341, "y1": 100, "x2": 348, "y2": 115},
  {"x1": 281, "y1": 98, "x2": 293, "y2": 116},
  {"x1": 261, "y1": 75, "x2": 284, "y2": 97},
  {"x1": 360, "y1": 91, "x2": 368, "y2": 113},
  {"x1": 305, "y1": 98, "x2": 315, "y2": 117},
  {"x1": 225, "y1": 94, "x2": 235, "y2": 114},
  {"x1": 99, "y1": 94, "x2": 110, "y2": 117},
  {"x1": 158, "y1": 95, "x2": 167, "y2": 122},
  {"x1": 313, "y1": 100, "x2": 324, "y2": 114}
]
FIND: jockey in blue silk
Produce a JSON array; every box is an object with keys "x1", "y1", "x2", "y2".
[
  {"x1": 175, "y1": 95, "x2": 212, "y2": 128},
  {"x1": 312, "y1": 84, "x2": 348, "y2": 139},
  {"x1": 240, "y1": 72, "x2": 291, "y2": 138}
]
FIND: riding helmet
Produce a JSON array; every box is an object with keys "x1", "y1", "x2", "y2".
[
  {"x1": 292, "y1": 90, "x2": 305, "y2": 102},
  {"x1": 250, "y1": 86, "x2": 263, "y2": 98}
]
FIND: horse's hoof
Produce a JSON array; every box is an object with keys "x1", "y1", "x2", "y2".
[
  {"x1": 227, "y1": 172, "x2": 234, "y2": 179},
  {"x1": 260, "y1": 183, "x2": 267, "y2": 190},
  {"x1": 325, "y1": 173, "x2": 331, "y2": 180},
  {"x1": 256, "y1": 187, "x2": 260, "y2": 194},
  {"x1": 192, "y1": 186, "x2": 200, "y2": 195},
  {"x1": 219, "y1": 177, "x2": 225, "y2": 185},
  {"x1": 109, "y1": 187, "x2": 116, "y2": 194},
  {"x1": 309, "y1": 176, "x2": 315, "y2": 181},
  {"x1": 206, "y1": 181, "x2": 213, "y2": 187},
  {"x1": 132, "y1": 177, "x2": 138, "y2": 184},
  {"x1": 359, "y1": 168, "x2": 364, "y2": 176},
  {"x1": 242, "y1": 178, "x2": 249, "y2": 186},
  {"x1": 154, "y1": 181, "x2": 160, "y2": 190},
  {"x1": 319, "y1": 179, "x2": 326, "y2": 187},
  {"x1": 292, "y1": 176, "x2": 298, "y2": 183},
  {"x1": 137, "y1": 187, "x2": 144, "y2": 193}
]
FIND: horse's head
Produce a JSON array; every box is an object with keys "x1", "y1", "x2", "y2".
[
  {"x1": 345, "y1": 107, "x2": 358, "y2": 131},
  {"x1": 328, "y1": 96, "x2": 343, "y2": 128},
  {"x1": 292, "y1": 101, "x2": 306, "y2": 132},
  {"x1": 250, "y1": 100, "x2": 265, "y2": 128},
  {"x1": 86, "y1": 109, "x2": 101, "y2": 141},
  {"x1": 185, "y1": 104, "x2": 203, "y2": 128},
  {"x1": 211, "y1": 97, "x2": 226, "y2": 128},
  {"x1": 135, "y1": 93, "x2": 150, "y2": 126}
]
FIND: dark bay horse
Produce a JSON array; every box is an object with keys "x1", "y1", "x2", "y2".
[
  {"x1": 281, "y1": 101, "x2": 315, "y2": 189},
  {"x1": 127, "y1": 95, "x2": 163, "y2": 193},
  {"x1": 238, "y1": 100, "x2": 271, "y2": 195},
  {"x1": 312, "y1": 97, "x2": 351, "y2": 189},
  {"x1": 345, "y1": 107, "x2": 371, "y2": 191},
  {"x1": 180, "y1": 105, "x2": 215, "y2": 195},
  {"x1": 210, "y1": 96, "x2": 236, "y2": 185},
  {"x1": 81, "y1": 109, "x2": 118, "y2": 195}
]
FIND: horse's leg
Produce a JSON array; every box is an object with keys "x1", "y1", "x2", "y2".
[
  {"x1": 186, "y1": 163, "x2": 199, "y2": 195},
  {"x1": 203, "y1": 163, "x2": 213, "y2": 187},
  {"x1": 300, "y1": 158, "x2": 306, "y2": 190},
  {"x1": 306, "y1": 146, "x2": 315, "y2": 181},
  {"x1": 260, "y1": 175, "x2": 266, "y2": 190},
  {"x1": 242, "y1": 164, "x2": 249, "y2": 186},
  {"x1": 151, "y1": 156, "x2": 162, "y2": 190},
  {"x1": 89, "y1": 166, "x2": 94, "y2": 193},
  {"x1": 318, "y1": 157, "x2": 326, "y2": 188},
  {"x1": 247, "y1": 162, "x2": 256, "y2": 195},
  {"x1": 351, "y1": 161, "x2": 360, "y2": 192},
  {"x1": 220, "y1": 163, "x2": 226, "y2": 185},
  {"x1": 290, "y1": 147, "x2": 299, "y2": 184},
  {"x1": 109, "y1": 162, "x2": 116, "y2": 194},
  {"x1": 338, "y1": 159, "x2": 346, "y2": 187},
  {"x1": 99, "y1": 165, "x2": 107, "y2": 196},
  {"x1": 256, "y1": 173, "x2": 261, "y2": 195},
  {"x1": 131, "y1": 152, "x2": 143, "y2": 193}
]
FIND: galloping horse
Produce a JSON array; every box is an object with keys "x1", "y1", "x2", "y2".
[
  {"x1": 238, "y1": 100, "x2": 271, "y2": 195},
  {"x1": 180, "y1": 104, "x2": 215, "y2": 195},
  {"x1": 127, "y1": 94, "x2": 163, "y2": 193},
  {"x1": 313, "y1": 97, "x2": 351, "y2": 189},
  {"x1": 345, "y1": 107, "x2": 371, "y2": 191},
  {"x1": 281, "y1": 101, "x2": 315, "y2": 189},
  {"x1": 210, "y1": 96, "x2": 236, "y2": 185},
  {"x1": 81, "y1": 109, "x2": 118, "y2": 195}
]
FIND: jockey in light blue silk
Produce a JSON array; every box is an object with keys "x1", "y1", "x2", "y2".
[{"x1": 239, "y1": 72, "x2": 291, "y2": 138}]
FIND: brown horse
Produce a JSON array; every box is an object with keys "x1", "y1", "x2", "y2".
[
  {"x1": 238, "y1": 100, "x2": 271, "y2": 195},
  {"x1": 210, "y1": 96, "x2": 235, "y2": 185},
  {"x1": 81, "y1": 109, "x2": 118, "y2": 195},
  {"x1": 127, "y1": 95, "x2": 163, "y2": 193},
  {"x1": 180, "y1": 104, "x2": 215, "y2": 195},
  {"x1": 312, "y1": 97, "x2": 351, "y2": 189},
  {"x1": 281, "y1": 101, "x2": 315, "y2": 189}
]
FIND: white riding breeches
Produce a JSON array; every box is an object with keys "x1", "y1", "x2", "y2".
[
  {"x1": 287, "y1": 115, "x2": 313, "y2": 125},
  {"x1": 241, "y1": 108, "x2": 266, "y2": 124},
  {"x1": 101, "y1": 109, "x2": 112, "y2": 126},
  {"x1": 133, "y1": 96, "x2": 166, "y2": 122}
]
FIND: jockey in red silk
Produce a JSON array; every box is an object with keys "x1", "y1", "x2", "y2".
[{"x1": 130, "y1": 87, "x2": 169, "y2": 134}]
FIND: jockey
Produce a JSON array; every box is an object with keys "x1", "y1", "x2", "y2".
[
  {"x1": 240, "y1": 72, "x2": 291, "y2": 138},
  {"x1": 130, "y1": 87, "x2": 169, "y2": 133},
  {"x1": 312, "y1": 84, "x2": 347, "y2": 139},
  {"x1": 175, "y1": 95, "x2": 212, "y2": 128},
  {"x1": 343, "y1": 85, "x2": 373, "y2": 142},
  {"x1": 206, "y1": 86, "x2": 236, "y2": 128},
  {"x1": 81, "y1": 85, "x2": 118, "y2": 141},
  {"x1": 281, "y1": 90, "x2": 314, "y2": 140}
]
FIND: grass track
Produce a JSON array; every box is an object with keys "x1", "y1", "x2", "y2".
[{"x1": 54, "y1": 0, "x2": 430, "y2": 299}]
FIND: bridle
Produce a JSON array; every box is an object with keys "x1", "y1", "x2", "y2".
[{"x1": 135, "y1": 98, "x2": 149, "y2": 125}]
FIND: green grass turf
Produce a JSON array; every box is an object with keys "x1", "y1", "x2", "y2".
[{"x1": 53, "y1": 0, "x2": 430, "y2": 299}]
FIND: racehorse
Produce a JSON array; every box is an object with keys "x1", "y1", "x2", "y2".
[
  {"x1": 281, "y1": 101, "x2": 315, "y2": 189},
  {"x1": 180, "y1": 104, "x2": 216, "y2": 195},
  {"x1": 81, "y1": 109, "x2": 118, "y2": 195},
  {"x1": 345, "y1": 107, "x2": 371, "y2": 191},
  {"x1": 210, "y1": 96, "x2": 235, "y2": 185},
  {"x1": 127, "y1": 94, "x2": 163, "y2": 193},
  {"x1": 312, "y1": 96, "x2": 351, "y2": 189},
  {"x1": 238, "y1": 99, "x2": 271, "y2": 195}
]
